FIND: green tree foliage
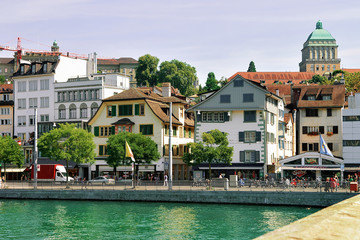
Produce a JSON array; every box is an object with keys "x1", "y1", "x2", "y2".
[
  {"x1": 106, "y1": 132, "x2": 160, "y2": 175},
  {"x1": 205, "y1": 72, "x2": 220, "y2": 91},
  {"x1": 158, "y1": 59, "x2": 198, "y2": 96},
  {"x1": 0, "y1": 76, "x2": 6, "y2": 84},
  {"x1": 334, "y1": 72, "x2": 360, "y2": 93},
  {"x1": 135, "y1": 54, "x2": 160, "y2": 87},
  {"x1": 38, "y1": 123, "x2": 96, "y2": 181},
  {"x1": 309, "y1": 74, "x2": 331, "y2": 85},
  {"x1": 247, "y1": 61, "x2": 256, "y2": 72},
  {"x1": 332, "y1": 69, "x2": 345, "y2": 77},
  {"x1": 0, "y1": 136, "x2": 24, "y2": 178},
  {"x1": 106, "y1": 132, "x2": 160, "y2": 165},
  {"x1": 183, "y1": 129, "x2": 233, "y2": 181}
]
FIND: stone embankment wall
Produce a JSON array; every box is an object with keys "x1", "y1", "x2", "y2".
[
  {"x1": 255, "y1": 194, "x2": 360, "y2": 239},
  {"x1": 0, "y1": 189, "x2": 357, "y2": 207}
]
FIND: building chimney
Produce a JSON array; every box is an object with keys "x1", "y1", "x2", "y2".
[
  {"x1": 162, "y1": 82, "x2": 171, "y2": 97},
  {"x1": 276, "y1": 89, "x2": 279, "y2": 96}
]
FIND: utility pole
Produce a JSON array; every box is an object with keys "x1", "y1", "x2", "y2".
[
  {"x1": 33, "y1": 108, "x2": 38, "y2": 189},
  {"x1": 169, "y1": 102, "x2": 173, "y2": 190}
]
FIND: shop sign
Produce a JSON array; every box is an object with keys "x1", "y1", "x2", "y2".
[{"x1": 292, "y1": 170, "x2": 306, "y2": 177}]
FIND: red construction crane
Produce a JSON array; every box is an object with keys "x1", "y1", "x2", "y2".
[{"x1": 0, "y1": 37, "x2": 22, "y2": 63}]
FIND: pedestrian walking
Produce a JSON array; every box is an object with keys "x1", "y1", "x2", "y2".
[{"x1": 164, "y1": 174, "x2": 168, "y2": 186}]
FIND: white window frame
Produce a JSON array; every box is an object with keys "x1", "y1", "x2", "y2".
[
  {"x1": 40, "y1": 79, "x2": 49, "y2": 90},
  {"x1": 18, "y1": 116, "x2": 26, "y2": 126},
  {"x1": 29, "y1": 98, "x2": 38, "y2": 108},
  {"x1": 29, "y1": 80, "x2": 38, "y2": 91},
  {"x1": 18, "y1": 98, "x2": 26, "y2": 109},
  {"x1": 40, "y1": 97, "x2": 49, "y2": 108},
  {"x1": 18, "y1": 81, "x2": 26, "y2": 92}
]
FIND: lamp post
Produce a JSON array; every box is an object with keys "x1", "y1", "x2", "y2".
[
  {"x1": 33, "y1": 108, "x2": 38, "y2": 189},
  {"x1": 168, "y1": 102, "x2": 173, "y2": 190}
]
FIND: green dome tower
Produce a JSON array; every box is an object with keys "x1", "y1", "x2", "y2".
[{"x1": 299, "y1": 21, "x2": 340, "y2": 75}]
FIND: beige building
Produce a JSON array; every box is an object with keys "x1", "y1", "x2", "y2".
[
  {"x1": 0, "y1": 58, "x2": 15, "y2": 80},
  {"x1": 299, "y1": 21, "x2": 341, "y2": 75},
  {"x1": 97, "y1": 58, "x2": 138, "y2": 87},
  {"x1": 88, "y1": 83, "x2": 194, "y2": 180},
  {"x1": 0, "y1": 84, "x2": 13, "y2": 137},
  {"x1": 293, "y1": 84, "x2": 345, "y2": 157}
]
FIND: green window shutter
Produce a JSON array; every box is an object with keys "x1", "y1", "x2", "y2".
[
  {"x1": 118, "y1": 105, "x2": 123, "y2": 116},
  {"x1": 183, "y1": 128, "x2": 186, "y2": 138},
  {"x1": 149, "y1": 125, "x2": 153, "y2": 135},
  {"x1": 256, "y1": 132, "x2": 261, "y2": 142},
  {"x1": 135, "y1": 104, "x2": 139, "y2": 115},
  {"x1": 111, "y1": 106, "x2": 116, "y2": 116},
  {"x1": 189, "y1": 129, "x2": 191, "y2": 138},
  {"x1": 94, "y1": 126, "x2": 99, "y2": 136},
  {"x1": 239, "y1": 132, "x2": 244, "y2": 142},
  {"x1": 224, "y1": 112, "x2": 230, "y2": 122},
  {"x1": 99, "y1": 146, "x2": 103, "y2": 156},
  {"x1": 128, "y1": 105, "x2": 133, "y2": 115},
  {"x1": 256, "y1": 151, "x2": 260, "y2": 162},
  {"x1": 240, "y1": 151, "x2": 245, "y2": 163},
  {"x1": 111, "y1": 126, "x2": 115, "y2": 135},
  {"x1": 140, "y1": 125, "x2": 144, "y2": 134},
  {"x1": 251, "y1": 151, "x2": 256, "y2": 162}
]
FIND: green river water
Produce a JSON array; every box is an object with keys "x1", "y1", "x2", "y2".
[{"x1": 0, "y1": 200, "x2": 319, "y2": 240}]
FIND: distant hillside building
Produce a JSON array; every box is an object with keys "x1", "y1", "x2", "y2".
[
  {"x1": 0, "y1": 58, "x2": 15, "y2": 80},
  {"x1": 299, "y1": 21, "x2": 341, "y2": 75},
  {"x1": 97, "y1": 58, "x2": 138, "y2": 87}
]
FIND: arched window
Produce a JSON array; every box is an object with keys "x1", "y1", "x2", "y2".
[
  {"x1": 80, "y1": 103, "x2": 88, "y2": 118},
  {"x1": 69, "y1": 104, "x2": 77, "y2": 119},
  {"x1": 91, "y1": 102, "x2": 99, "y2": 117},
  {"x1": 58, "y1": 104, "x2": 66, "y2": 119}
]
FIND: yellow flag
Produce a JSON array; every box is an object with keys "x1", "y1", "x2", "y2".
[{"x1": 125, "y1": 141, "x2": 135, "y2": 162}]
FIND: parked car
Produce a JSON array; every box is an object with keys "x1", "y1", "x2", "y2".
[{"x1": 88, "y1": 176, "x2": 115, "y2": 185}]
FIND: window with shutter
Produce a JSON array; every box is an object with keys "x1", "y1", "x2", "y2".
[
  {"x1": 240, "y1": 151, "x2": 245, "y2": 162},
  {"x1": 111, "y1": 105, "x2": 116, "y2": 116},
  {"x1": 94, "y1": 126, "x2": 99, "y2": 136},
  {"x1": 256, "y1": 132, "x2": 261, "y2": 142},
  {"x1": 238, "y1": 132, "x2": 244, "y2": 142},
  {"x1": 319, "y1": 126, "x2": 324, "y2": 134},
  {"x1": 135, "y1": 104, "x2": 139, "y2": 115}
]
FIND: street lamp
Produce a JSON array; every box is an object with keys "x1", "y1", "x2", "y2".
[{"x1": 33, "y1": 108, "x2": 38, "y2": 189}]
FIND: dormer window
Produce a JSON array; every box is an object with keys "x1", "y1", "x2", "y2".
[
  {"x1": 322, "y1": 95, "x2": 332, "y2": 100},
  {"x1": 32, "y1": 65, "x2": 36, "y2": 74},
  {"x1": 307, "y1": 95, "x2": 316, "y2": 100},
  {"x1": 20, "y1": 65, "x2": 24, "y2": 74},
  {"x1": 43, "y1": 63, "x2": 47, "y2": 73}
]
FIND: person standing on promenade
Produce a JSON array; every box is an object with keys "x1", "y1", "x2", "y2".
[
  {"x1": 81, "y1": 177, "x2": 87, "y2": 189},
  {"x1": 164, "y1": 174, "x2": 168, "y2": 186}
]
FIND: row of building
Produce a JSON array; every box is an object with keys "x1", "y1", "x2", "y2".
[{"x1": 0, "y1": 20, "x2": 359, "y2": 181}]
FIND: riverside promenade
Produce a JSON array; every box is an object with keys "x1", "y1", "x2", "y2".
[{"x1": 0, "y1": 180, "x2": 358, "y2": 207}]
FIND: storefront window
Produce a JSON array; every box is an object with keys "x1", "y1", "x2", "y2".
[{"x1": 305, "y1": 158, "x2": 318, "y2": 165}]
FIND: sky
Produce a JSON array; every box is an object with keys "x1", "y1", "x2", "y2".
[{"x1": 1, "y1": 0, "x2": 360, "y2": 85}]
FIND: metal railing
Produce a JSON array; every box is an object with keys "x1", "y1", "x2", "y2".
[{"x1": 0, "y1": 179, "x2": 357, "y2": 193}]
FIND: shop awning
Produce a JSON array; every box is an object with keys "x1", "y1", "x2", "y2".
[
  {"x1": 198, "y1": 166, "x2": 263, "y2": 170},
  {"x1": 1, "y1": 168, "x2": 26, "y2": 172},
  {"x1": 282, "y1": 166, "x2": 341, "y2": 171}
]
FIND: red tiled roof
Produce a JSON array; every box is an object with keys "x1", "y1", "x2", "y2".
[
  {"x1": 97, "y1": 58, "x2": 138, "y2": 65},
  {"x1": 0, "y1": 58, "x2": 14, "y2": 64},
  {"x1": 229, "y1": 72, "x2": 315, "y2": 84},
  {"x1": 146, "y1": 100, "x2": 182, "y2": 125},
  {"x1": 342, "y1": 69, "x2": 360, "y2": 73},
  {"x1": 265, "y1": 84, "x2": 292, "y2": 105},
  {"x1": 284, "y1": 113, "x2": 293, "y2": 124},
  {"x1": 295, "y1": 85, "x2": 345, "y2": 108}
]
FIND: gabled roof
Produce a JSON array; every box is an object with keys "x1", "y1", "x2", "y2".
[
  {"x1": 145, "y1": 100, "x2": 182, "y2": 125},
  {"x1": 294, "y1": 84, "x2": 345, "y2": 108},
  {"x1": 265, "y1": 84, "x2": 292, "y2": 105},
  {"x1": 0, "y1": 58, "x2": 14, "y2": 64},
  {"x1": 97, "y1": 58, "x2": 138, "y2": 65},
  {"x1": 228, "y1": 72, "x2": 315, "y2": 84},
  {"x1": 104, "y1": 88, "x2": 187, "y2": 104}
]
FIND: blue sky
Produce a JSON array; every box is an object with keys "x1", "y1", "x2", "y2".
[{"x1": 1, "y1": 0, "x2": 360, "y2": 84}]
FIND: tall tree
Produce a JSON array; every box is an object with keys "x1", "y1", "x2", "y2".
[
  {"x1": 183, "y1": 129, "x2": 233, "y2": 182},
  {"x1": 158, "y1": 59, "x2": 198, "y2": 96},
  {"x1": 205, "y1": 72, "x2": 219, "y2": 91},
  {"x1": 106, "y1": 132, "x2": 160, "y2": 177},
  {"x1": 247, "y1": 61, "x2": 256, "y2": 72},
  {"x1": 338, "y1": 72, "x2": 360, "y2": 93},
  {"x1": 38, "y1": 123, "x2": 96, "y2": 182},
  {"x1": 309, "y1": 74, "x2": 331, "y2": 85},
  {"x1": 135, "y1": 54, "x2": 160, "y2": 87},
  {"x1": 0, "y1": 136, "x2": 24, "y2": 179}
]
